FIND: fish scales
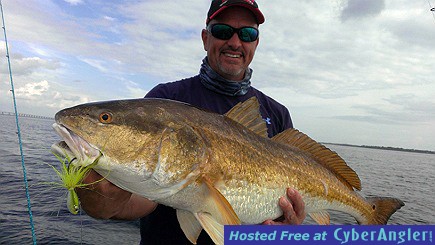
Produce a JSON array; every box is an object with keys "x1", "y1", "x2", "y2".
[{"x1": 187, "y1": 122, "x2": 362, "y2": 220}]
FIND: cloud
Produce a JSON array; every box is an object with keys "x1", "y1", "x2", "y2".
[
  {"x1": 1, "y1": 44, "x2": 61, "y2": 76},
  {"x1": 385, "y1": 93, "x2": 435, "y2": 119},
  {"x1": 79, "y1": 57, "x2": 110, "y2": 73},
  {"x1": 15, "y1": 80, "x2": 50, "y2": 98},
  {"x1": 125, "y1": 81, "x2": 149, "y2": 98},
  {"x1": 63, "y1": 0, "x2": 84, "y2": 6},
  {"x1": 340, "y1": 0, "x2": 385, "y2": 21},
  {"x1": 2, "y1": 0, "x2": 435, "y2": 150},
  {"x1": 113, "y1": 1, "x2": 208, "y2": 79},
  {"x1": 12, "y1": 57, "x2": 61, "y2": 76},
  {"x1": 329, "y1": 91, "x2": 435, "y2": 126},
  {"x1": 5, "y1": 0, "x2": 104, "y2": 58},
  {"x1": 11, "y1": 79, "x2": 91, "y2": 110},
  {"x1": 381, "y1": 8, "x2": 435, "y2": 49},
  {"x1": 254, "y1": 2, "x2": 396, "y2": 97}
]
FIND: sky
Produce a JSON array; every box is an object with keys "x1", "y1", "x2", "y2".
[{"x1": 1, "y1": 0, "x2": 434, "y2": 151}]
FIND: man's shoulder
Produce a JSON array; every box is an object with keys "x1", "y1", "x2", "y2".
[
  {"x1": 145, "y1": 75, "x2": 201, "y2": 99},
  {"x1": 249, "y1": 86, "x2": 293, "y2": 132},
  {"x1": 161, "y1": 75, "x2": 200, "y2": 89}
]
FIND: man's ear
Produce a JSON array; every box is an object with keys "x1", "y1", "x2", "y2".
[{"x1": 201, "y1": 29, "x2": 208, "y2": 51}]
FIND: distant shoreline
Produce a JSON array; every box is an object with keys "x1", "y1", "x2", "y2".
[
  {"x1": 0, "y1": 111, "x2": 54, "y2": 120},
  {"x1": 1, "y1": 113, "x2": 433, "y2": 154},
  {"x1": 324, "y1": 142, "x2": 435, "y2": 155}
]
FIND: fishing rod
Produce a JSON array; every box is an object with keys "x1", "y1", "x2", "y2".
[{"x1": 0, "y1": 1, "x2": 37, "y2": 244}]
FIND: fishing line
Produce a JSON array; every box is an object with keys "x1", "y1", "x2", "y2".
[
  {"x1": 0, "y1": 1, "x2": 37, "y2": 244},
  {"x1": 80, "y1": 208, "x2": 84, "y2": 245},
  {"x1": 428, "y1": 0, "x2": 435, "y2": 23}
]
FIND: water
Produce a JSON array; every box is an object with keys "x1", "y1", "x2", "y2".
[
  {"x1": 0, "y1": 115, "x2": 140, "y2": 244},
  {"x1": 317, "y1": 144, "x2": 435, "y2": 225},
  {"x1": 0, "y1": 114, "x2": 434, "y2": 244}
]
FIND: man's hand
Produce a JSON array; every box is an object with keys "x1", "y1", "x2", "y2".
[
  {"x1": 76, "y1": 170, "x2": 157, "y2": 220},
  {"x1": 262, "y1": 188, "x2": 306, "y2": 225}
]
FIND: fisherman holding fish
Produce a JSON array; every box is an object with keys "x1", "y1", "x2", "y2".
[
  {"x1": 77, "y1": 0, "x2": 307, "y2": 244},
  {"x1": 52, "y1": 0, "x2": 404, "y2": 243}
]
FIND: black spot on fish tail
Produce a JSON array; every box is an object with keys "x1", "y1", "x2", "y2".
[{"x1": 364, "y1": 197, "x2": 405, "y2": 224}]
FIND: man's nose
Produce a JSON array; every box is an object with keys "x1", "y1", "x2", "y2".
[{"x1": 226, "y1": 32, "x2": 243, "y2": 49}]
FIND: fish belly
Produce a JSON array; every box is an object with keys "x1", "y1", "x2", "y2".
[{"x1": 218, "y1": 181, "x2": 285, "y2": 224}]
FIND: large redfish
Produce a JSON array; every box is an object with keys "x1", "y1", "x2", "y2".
[{"x1": 51, "y1": 97, "x2": 404, "y2": 245}]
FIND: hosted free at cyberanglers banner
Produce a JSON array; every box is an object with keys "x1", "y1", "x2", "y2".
[{"x1": 225, "y1": 225, "x2": 434, "y2": 244}]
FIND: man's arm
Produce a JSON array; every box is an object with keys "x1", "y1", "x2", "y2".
[{"x1": 76, "y1": 170, "x2": 157, "y2": 220}]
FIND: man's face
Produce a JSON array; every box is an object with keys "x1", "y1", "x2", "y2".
[{"x1": 202, "y1": 7, "x2": 259, "y2": 81}]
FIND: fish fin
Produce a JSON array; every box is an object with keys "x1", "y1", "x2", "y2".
[
  {"x1": 176, "y1": 210, "x2": 202, "y2": 244},
  {"x1": 148, "y1": 170, "x2": 200, "y2": 199},
  {"x1": 203, "y1": 177, "x2": 241, "y2": 225},
  {"x1": 224, "y1": 97, "x2": 268, "y2": 137},
  {"x1": 309, "y1": 211, "x2": 330, "y2": 225},
  {"x1": 195, "y1": 212, "x2": 224, "y2": 245},
  {"x1": 272, "y1": 128, "x2": 361, "y2": 191},
  {"x1": 363, "y1": 197, "x2": 405, "y2": 224}
]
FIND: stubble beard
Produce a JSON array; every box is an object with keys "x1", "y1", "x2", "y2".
[{"x1": 217, "y1": 62, "x2": 245, "y2": 81}]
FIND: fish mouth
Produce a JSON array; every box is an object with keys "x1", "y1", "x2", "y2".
[{"x1": 52, "y1": 123, "x2": 101, "y2": 166}]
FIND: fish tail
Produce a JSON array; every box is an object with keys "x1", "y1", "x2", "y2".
[{"x1": 364, "y1": 197, "x2": 405, "y2": 224}]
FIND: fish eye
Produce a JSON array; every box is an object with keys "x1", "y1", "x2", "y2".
[{"x1": 99, "y1": 112, "x2": 113, "y2": 124}]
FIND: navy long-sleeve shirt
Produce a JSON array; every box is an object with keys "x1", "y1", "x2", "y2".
[{"x1": 140, "y1": 75, "x2": 293, "y2": 244}]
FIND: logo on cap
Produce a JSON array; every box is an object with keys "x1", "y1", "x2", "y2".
[{"x1": 208, "y1": 0, "x2": 265, "y2": 24}]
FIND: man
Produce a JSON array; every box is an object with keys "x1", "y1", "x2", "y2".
[{"x1": 77, "y1": 1, "x2": 306, "y2": 244}]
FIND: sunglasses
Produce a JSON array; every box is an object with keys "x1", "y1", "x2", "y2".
[{"x1": 207, "y1": 23, "x2": 259, "y2": 42}]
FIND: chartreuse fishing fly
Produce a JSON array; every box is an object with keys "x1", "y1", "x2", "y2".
[{"x1": 47, "y1": 152, "x2": 102, "y2": 214}]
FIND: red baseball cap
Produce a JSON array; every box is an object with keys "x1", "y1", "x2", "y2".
[{"x1": 207, "y1": 0, "x2": 265, "y2": 24}]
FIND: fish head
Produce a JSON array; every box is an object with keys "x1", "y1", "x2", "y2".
[
  {"x1": 52, "y1": 99, "x2": 176, "y2": 171},
  {"x1": 51, "y1": 98, "x2": 207, "y2": 191}
]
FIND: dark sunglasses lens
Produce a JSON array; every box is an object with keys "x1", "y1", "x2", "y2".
[
  {"x1": 210, "y1": 24, "x2": 258, "y2": 42},
  {"x1": 211, "y1": 25, "x2": 234, "y2": 40},
  {"x1": 239, "y1": 27, "x2": 258, "y2": 42}
]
